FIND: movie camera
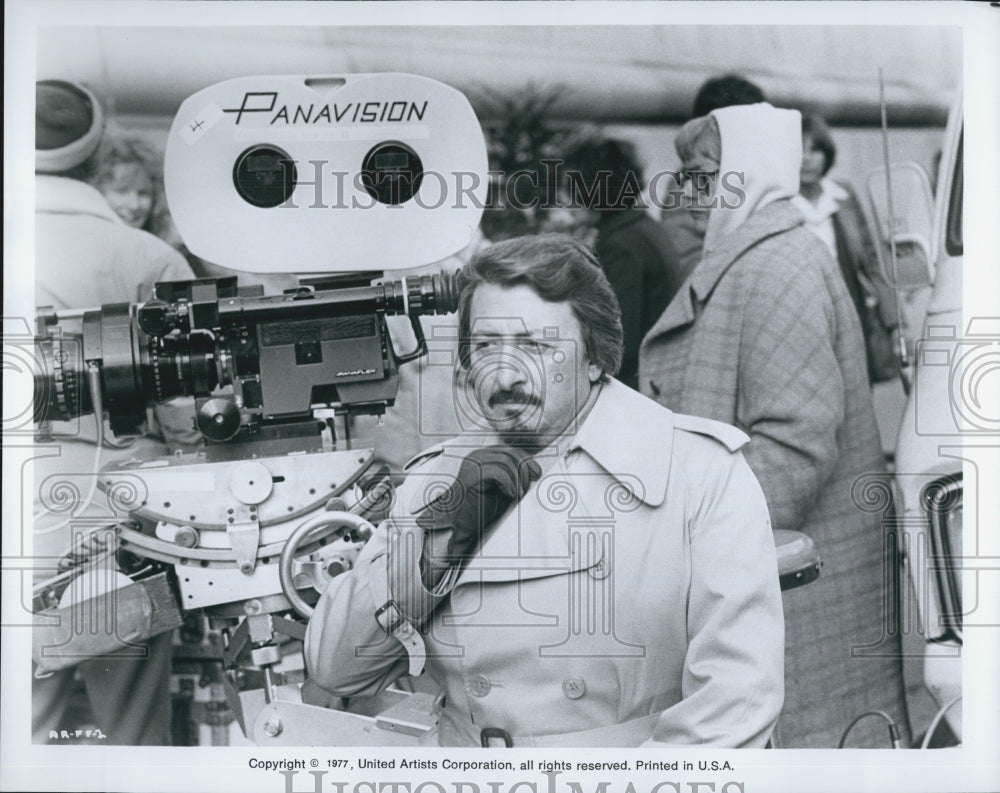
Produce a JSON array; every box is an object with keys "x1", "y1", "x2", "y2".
[{"x1": 31, "y1": 73, "x2": 488, "y2": 745}]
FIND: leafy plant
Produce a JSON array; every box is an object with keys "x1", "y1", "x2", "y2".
[{"x1": 471, "y1": 83, "x2": 596, "y2": 240}]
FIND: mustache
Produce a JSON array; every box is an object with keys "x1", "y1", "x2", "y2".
[{"x1": 487, "y1": 388, "x2": 541, "y2": 408}]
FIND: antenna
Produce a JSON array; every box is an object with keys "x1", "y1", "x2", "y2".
[{"x1": 878, "y1": 68, "x2": 913, "y2": 395}]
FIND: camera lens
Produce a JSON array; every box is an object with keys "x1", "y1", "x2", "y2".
[
  {"x1": 233, "y1": 144, "x2": 297, "y2": 208},
  {"x1": 361, "y1": 141, "x2": 424, "y2": 205}
]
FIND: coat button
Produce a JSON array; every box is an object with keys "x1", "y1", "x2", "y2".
[
  {"x1": 468, "y1": 674, "x2": 492, "y2": 698},
  {"x1": 562, "y1": 677, "x2": 586, "y2": 700}
]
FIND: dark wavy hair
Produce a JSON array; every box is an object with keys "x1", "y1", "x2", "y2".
[
  {"x1": 561, "y1": 137, "x2": 645, "y2": 212},
  {"x1": 457, "y1": 234, "x2": 623, "y2": 378},
  {"x1": 801, "y1": 112, "x2": 837, "y2": 176},
  {"x1": 692, "y1": 75, "x2": 766, "y2": 119}
]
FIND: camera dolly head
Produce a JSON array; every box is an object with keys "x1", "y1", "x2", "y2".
[{"x1": 31, "y1": 271, "x2": 459, "y2": 743}]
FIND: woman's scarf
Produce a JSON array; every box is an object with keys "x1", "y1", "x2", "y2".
[{"x1": 690, "y1": 102, "x2": 803, "y2": 254}]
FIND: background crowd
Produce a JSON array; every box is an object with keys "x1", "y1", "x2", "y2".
[{"x1": 34, "y1": 72, "x2": 915, "y2": 749}]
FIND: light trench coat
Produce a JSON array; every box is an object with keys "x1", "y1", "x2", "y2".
[{"x1": 305, "y1": 380, "x2": 784, "y2": 747}]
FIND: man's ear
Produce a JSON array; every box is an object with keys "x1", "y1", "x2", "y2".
[{"x1": 588, "y1": 364, "x2": 603, "y2": 384}]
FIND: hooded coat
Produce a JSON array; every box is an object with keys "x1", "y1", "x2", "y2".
[{"x1": 639, "y1": 104, "x2": 909, "y2": 748}]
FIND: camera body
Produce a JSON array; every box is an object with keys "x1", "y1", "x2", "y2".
[{"x1": 36, "y1": 272, "x2": 461, "y2": 458}]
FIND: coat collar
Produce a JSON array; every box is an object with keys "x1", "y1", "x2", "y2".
[
  {"x1": 35, "y1": 174, "x2": 123, "y2": 224},
  {"x1": 404, "y1": 380, "x2": 674, "y2": 587},
  {"x1": 454, "y1": 380, "x2": 676, "y2": 586},
  {"x1": 567, "y1": 378, "x2": 674, "y2": 507},
  {"x1": 643, "y1": 200, "x2": 805, "y2": 339},
  {"x1": 405, "y1": 379, "x2": 675, "y2": 515}
]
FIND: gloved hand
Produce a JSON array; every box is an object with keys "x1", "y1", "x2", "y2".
[{"x1": 418, "y1": 445, "x2": 541, "y2": 587}]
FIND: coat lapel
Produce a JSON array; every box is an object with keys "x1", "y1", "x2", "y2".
[
  {"x1": 644, "y1": 200, "x2": 805, "y2": 341},
  {"x1": 450, "y1": 383, "x2": 674, "y2": 588},
  {"x1": 454, "y1": 492, "x2": 590, "y2": 586},
  {"x1": 401, "y1": 438, "x2": 586, "y2": 587}
]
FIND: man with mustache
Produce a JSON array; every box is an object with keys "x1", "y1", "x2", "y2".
[{"x1": 306, "y1": 234, "x2": 784, "y2": 747}]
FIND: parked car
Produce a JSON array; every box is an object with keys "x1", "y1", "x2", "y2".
[{"x1": 869, "y1": 90, "x2": 966, "y2": 746}]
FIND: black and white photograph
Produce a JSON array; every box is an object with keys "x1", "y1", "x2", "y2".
[{"x1": 3, "y1": 2, "x2": 998, "y2": 792}]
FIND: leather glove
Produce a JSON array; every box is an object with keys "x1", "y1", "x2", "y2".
[{"x1": 417, "y1": 445, "x2": 541, "y2": 587}]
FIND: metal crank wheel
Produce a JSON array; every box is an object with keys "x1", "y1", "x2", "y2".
[{"x1": 278, "y1": 511, "x2": 375, "y2": 618}]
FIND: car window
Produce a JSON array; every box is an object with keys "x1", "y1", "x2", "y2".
[{"x1": 946, "y1": 130, "x2": 963, "y2": 257}]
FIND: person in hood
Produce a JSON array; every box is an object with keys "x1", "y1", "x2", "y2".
[
  {"x1": 639, "y1": 103, "x2": 910, "y2": 748},
  {"x1": 35, "y1": 80, "x2": 194, "y2": 310},
  {"x1": 657, "y1": 74, "x2": 768, "y2": 288}
]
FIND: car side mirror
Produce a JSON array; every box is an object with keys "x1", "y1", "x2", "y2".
[{"x1": 866, "y1": 162, "x2": 936, "y2": 286}]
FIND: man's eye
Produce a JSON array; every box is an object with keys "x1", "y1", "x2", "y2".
[
  {"x1": 516, "y1": 340, "x2": 545, "y2": 353},
  {"x1": 470, "y1": 339, "x2": 547, "y2": 354},
  {"x1": 471, "y1": 338, "x2": 507, "y2": 354}
]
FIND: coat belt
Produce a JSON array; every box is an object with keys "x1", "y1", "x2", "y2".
[{"x1": 437, "y1": 709, "x2": 662, "y2": 747}]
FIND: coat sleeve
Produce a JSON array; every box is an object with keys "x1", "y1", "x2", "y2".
[
  {"x1": 130, "y1": 236, "x2": 196, "y2": 304},
  {"x1": 643, "y1": 448, "x2": 784, "y2": 747},
  {"x1": 735, "y1": 256, "x2": 847, "y2": 534},
  {"x1": 304, "y1": 516, "x2": 449, "y2": 697}
]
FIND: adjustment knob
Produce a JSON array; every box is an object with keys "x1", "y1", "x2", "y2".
[
  {"x1": 196, "y1": 397, "x2": 241, "y2": 442},
  {"x1": 137, "y1": 300, "x2": 179, "y2": 337}
]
